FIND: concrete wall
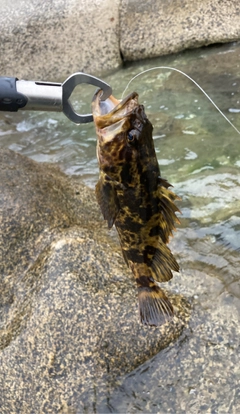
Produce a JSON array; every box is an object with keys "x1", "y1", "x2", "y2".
[{"x1": 0, "y1": 0, "x2": 239, "y2": 80}]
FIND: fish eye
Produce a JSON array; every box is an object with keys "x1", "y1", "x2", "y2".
[{"x1": 127, "y1": 130, "x2": 135, "y2": 142}]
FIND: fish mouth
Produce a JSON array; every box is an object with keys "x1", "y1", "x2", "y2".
[{"x1": 92, "y1": 90, "x2": 139, "y2": 130}]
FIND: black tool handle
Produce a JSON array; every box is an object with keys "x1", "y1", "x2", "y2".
[{"x1": 0, "y1": 77, "x2": 28, "y2": 112}]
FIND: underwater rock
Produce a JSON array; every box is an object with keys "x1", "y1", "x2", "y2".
[{"x1": 0, "y1": 149, "x2": 190, "y2": 412}]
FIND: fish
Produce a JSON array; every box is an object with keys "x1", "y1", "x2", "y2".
[{"x1": 92, "y1": 90, "x2": 180, "y2": 326}]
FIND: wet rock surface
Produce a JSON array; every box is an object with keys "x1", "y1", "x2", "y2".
[{"x1": 0, "y1": 149, "x2": 190, "y2": 412}]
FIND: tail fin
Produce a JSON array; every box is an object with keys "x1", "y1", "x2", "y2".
[{"x1": 138, "y1": 286, "x2": 173, "y2": 326}]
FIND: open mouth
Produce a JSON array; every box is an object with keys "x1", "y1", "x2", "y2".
[{"x1": 92, "y1": 91, "x2": 139, "y2": 129}]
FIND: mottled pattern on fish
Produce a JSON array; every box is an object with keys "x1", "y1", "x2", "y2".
[{"x1": 93, "y1": 91, "x2": 180, "y2": 326}]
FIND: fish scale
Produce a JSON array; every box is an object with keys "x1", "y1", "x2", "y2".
[{"x1": 93, "y1": 90, "x2": 180, "y2": 326}]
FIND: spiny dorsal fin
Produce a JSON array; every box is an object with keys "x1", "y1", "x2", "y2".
[
  {"x1": 95, "y1": 174, "x2": 120, "y2": 229},
  {"x1": 157, "y1": 177, "x2": 181, "y2": 244}
]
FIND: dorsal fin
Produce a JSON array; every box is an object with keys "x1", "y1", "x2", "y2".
[
  {"x1": 157, "y1": 177, "x2": 181, "y2": 244},
  {"x1": 151, "y1": 239, "x2": 179, "y2": 282},
  {"x1": 147, "y1": 177, "x2": 180, "y2": 282}
]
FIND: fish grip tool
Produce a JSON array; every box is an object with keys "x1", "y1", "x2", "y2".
[{"x1": 0, "y1": 73, "x2": 112, "y2": 124}]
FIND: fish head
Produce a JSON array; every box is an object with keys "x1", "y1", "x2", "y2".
[{"x1": 92, "y1": 90, "x2": 155, "y2": 184}]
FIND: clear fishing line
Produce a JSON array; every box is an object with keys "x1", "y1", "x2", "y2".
[{"x1": 121, "y1": 66, "x2": 240, "y2": 135}]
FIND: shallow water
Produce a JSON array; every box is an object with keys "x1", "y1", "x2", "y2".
[{"x1": 1, "y1": 42, "x2": 240, "y2": 412}]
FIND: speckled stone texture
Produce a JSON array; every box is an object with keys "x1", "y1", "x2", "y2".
[
  {"x1": 1, "y1": 0, "x2": 240, "y2": 80},
  {"x1": 0, "y1": 149, "x2": 190, "y2": 412},
  {"x1": 120, "y1": 0, "x2": 240, "y2": 60},
  {"x1": 0, "y1": 0, "x2": 121, "y2": 79}
]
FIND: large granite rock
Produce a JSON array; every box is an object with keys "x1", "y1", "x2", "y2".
[
  {"x1": 0, "y1": 0, "x2": 121, "y2": 79},
  {"x1": 0, "y1": 0, "x2": 239, "y2": 79},
  {"x1": 120, "y1": 0, "x2": 240, "y2": 61},
  {"x1": 0, "y1": 149, "x2": 190, "y2": 412}
]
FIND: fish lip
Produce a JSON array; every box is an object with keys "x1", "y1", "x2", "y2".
[{"x1": 92, "y1": 90, "x2": 139, "y2": 128}]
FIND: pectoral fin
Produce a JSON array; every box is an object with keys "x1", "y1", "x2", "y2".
[{"x1": 95, "y1": 174, "x2": 120, "y2": 229}]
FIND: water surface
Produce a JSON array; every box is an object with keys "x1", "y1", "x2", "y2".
[{"x1": 0, "y1": 42, "x2": 240, "y2": 412}]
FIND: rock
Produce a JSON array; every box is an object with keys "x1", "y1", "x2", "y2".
[
  {"x1": 120, "y1": 0, "x2": 240, "y2": 61},
  {"x1": 0, "y1": 0, "x2": 121, "y2": 79},
  {"x1": 0, "y1": 149, "x2": 190, "y2": 412},
  {"x1": 0, "y1": 0, "x2": 240, "y2": 78}
]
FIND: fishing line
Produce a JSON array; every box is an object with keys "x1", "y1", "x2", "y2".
[{"x1": 121, "y1": 66, "x2": 240, "y2": 135}]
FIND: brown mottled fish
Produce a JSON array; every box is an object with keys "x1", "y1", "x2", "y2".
[{"x1": 92, "y1": 91, "x2": 180, "y2": 326}]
